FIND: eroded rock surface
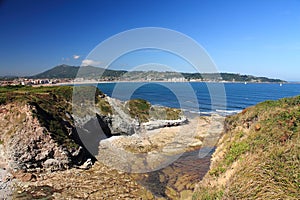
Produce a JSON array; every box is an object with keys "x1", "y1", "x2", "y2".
[
  {"x1": 97, "y1": 115, "x2": 224, "y2": 173},
  {"x1": 0, "y1": 86, "x2": 224, "y2": 199},
  {"x1": 12, "y1": 162, "x2": 154, "y2": 200},
  {"x1": 0, "y1": 104, "x2": 72, "y2": 172}
]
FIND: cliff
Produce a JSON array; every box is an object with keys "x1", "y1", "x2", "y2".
[
  {"x1": 0, "y1": 85, "x2": 185, "y2": 173},
  {"x1": 193, "y1": 96, "x2": 300, "y2": 199}
]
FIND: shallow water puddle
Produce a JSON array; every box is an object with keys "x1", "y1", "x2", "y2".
[{"x1": 131, "y1": 147, "x2": 215, "y2": 199}]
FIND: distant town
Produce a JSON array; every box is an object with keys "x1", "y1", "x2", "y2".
[{"x1": 0, "y1": 78, "x2": 74, "y2": 87}]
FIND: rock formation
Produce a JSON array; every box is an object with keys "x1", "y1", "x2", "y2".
[{"x1": 0, "y1": 86, "x2": 186, "y2": 173}]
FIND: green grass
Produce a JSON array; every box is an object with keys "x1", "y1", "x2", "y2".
[
  {"x1": 208, "y1": 165, "x2": 226, "y2": 177},
  {"x1": 0, "y1": 85, "x2": 74, "y2": 105},
  {"x1": 192, "y1": 187, "x2": 224, "y2": 200},
  {"x1": 149, "y1": 106, "x2": 182, "y2": 120},
  {"x1": 225, "y1": 141, "x2": 249, "y2": 165},
  {"x1": 194, "y1": 95, "x2": 300, "y2": 200},
  {"x1": 125, "y1": 99, "x2": 183, "y2": 122},
  {"x1": 0, "y1": 85, "x2": 100, "y2": 150},
  {"x1": 127, "y1": 99, "x2": 151, "y2": 122},
  {"x1": 96, "y1": 98, "x2": 112, "y2": 115}
]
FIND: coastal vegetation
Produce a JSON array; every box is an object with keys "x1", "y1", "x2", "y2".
[
  {"x1": 127, "y1": 99, "x2": 151, "y2": 122},
  {"x1": 193, "y1": 95, "x2": 300, "y2": 199},
  {"x1": 0, "y1": 85, "x2": 184, "y2": 166},
  {"x1": 0, "y1": 85, "x2": 78, "y2": 150},
  {"x1": 126, "y1": 98, "x2": 182, "y2": 123},
  {"x1": 0, "y1": 85, "x2": 188, "y2": 199},
  {"x1": 1, "y1": 85, "x2": 299, "y2": 199}
]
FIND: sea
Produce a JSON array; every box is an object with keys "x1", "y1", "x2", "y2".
[{"x1": 97, "y1": 82, "x2": 300, "y2": 116}]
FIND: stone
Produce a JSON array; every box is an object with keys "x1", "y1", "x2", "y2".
[
  {"x1": 79, "y1": 158, "x2": 93, "y2": 170},
  {"x1": 165, "y1": 186, "x2": 178, "y2": 199},
  {"x1": 20, "y1": 173, "x2": 36, "y2": 182},
  {"x1": 255, "y1": 124, "x2": 261, "y2": 131},
  {"x1": 188, "y1": 141, "x2": 202, "y2": 147},
  {"x1": 180, "y1": 190, "x2": 193, "y2": 200},
  {"x1": 143, "y1": 117, "x2": 188, "y2": 130}
]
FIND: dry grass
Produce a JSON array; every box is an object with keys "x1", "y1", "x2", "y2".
[{"x1": 194, "y1": 96, "x2": 300, "y2": 200}]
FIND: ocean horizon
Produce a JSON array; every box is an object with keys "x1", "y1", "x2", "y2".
[{"x1": 97, "y1": 82, "x2": 300, "y2": 116}]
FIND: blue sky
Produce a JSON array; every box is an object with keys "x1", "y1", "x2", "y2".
[{"x1": 0, "y1": 0, "x2": 300, "y2": 81}]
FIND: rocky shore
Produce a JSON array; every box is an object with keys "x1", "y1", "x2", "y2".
[
  {"x1": 97, "y1": 115, "x2": 224, "y2": 173},
  {"x1": 0, "y1": 113, "x2": 224, "y2": 199},
  {"x1": 0, "y1": 86, "x2": 225, "y2": 199}
]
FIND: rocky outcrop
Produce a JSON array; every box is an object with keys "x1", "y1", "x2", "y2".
[
  {"x1": 0, "y1": 168, "x2": 15, "y2": 199},
  {"x1": 0, "y1": 93, "x2": 186, "y2": 173},
  {"x1": 0, "y1": 103, "x2": 72, "y2": 172},
  {"x1": 104, "y1": 96, "x2": 187, "y2": 134},
  {"x1": 106, "y1": 97, "x2": 139, "y2": 135},
  {"x1": 12, "y1": 162, "x2": 154, "y2": 200},
  {"x1": 143, "y1": 117, "x2": 188, "y2": 130},
  {"x1": 97, "y1": 115, "x2": 224, "y2": 174},
  {"x1": 0, "y1": 85, "x2": 198, "y2": 199}
]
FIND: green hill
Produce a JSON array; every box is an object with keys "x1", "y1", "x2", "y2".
[
  {"x1": 193, "y1": 95, "x2": 300, "y2": 199},
  {"x1": 31, "y1": 64, "x2": 79, "y2": 78},
  {"x1": 31, "y1": 64, "x2": 126, "y2": 79},
  {"x1": 182, "y1": 72, "x2": 284, "y2": 82}
]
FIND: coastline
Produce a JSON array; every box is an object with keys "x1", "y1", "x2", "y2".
[
  {"x1": 97, "y1": 114, "x2": 224, "y2": 173},
  {"x1": 5, "y1": 114, "x2": 225, "y2": 199},
  {"x1": 54, "y1": 80, "x2": 289, "y2": 86}
]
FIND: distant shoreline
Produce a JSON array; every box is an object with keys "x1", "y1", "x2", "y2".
[
  {"x1": 1, "y1": 79, "x2": 297, "y2": 88},
  {"x1": 55, "y1": 80, "x2": 291, "y2": 86}
]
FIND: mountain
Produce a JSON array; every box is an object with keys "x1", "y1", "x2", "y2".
[
  {"x1": 31, "y1": 64, "x2": 78, "y2": 78},
  {"x1": 182, "y1": 72, "x2": 284, "y2": 83},
  {"x1": 31, "y1": 64, "x2": 126, "y2": 79},
  {"x1": 30, "y1": 64, "x2": 285, "y2": 83}
]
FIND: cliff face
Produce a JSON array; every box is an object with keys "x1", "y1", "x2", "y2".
[
  {"x1": 193, "y1": 96, "x2": 300, "y2": 200},
  {"x1": 0, "y1": 85, "x2": 185, "y2": 173},
  {"x1": 0, "y1": 103, "x2": 72, "y2": 171}
]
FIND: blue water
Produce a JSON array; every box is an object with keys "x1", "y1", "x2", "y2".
[{"x1": 97, "y1": 82, "x2": 300, "y2": 115}]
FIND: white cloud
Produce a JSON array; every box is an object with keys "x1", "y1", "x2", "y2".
[
  {"x1": 73, "y1": 55, "x2": 80, "y2": 60},
  {"x1": 81, "y1": 59, "x2": 101, "y2": 66}
]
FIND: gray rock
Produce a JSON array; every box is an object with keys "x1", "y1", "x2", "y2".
[
  {"x1": 0, "y1": 169, "x2": 14, "y2": 200},
  {"x1": 143, "y1": 117, "x2": 188, "y2": 130}
]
